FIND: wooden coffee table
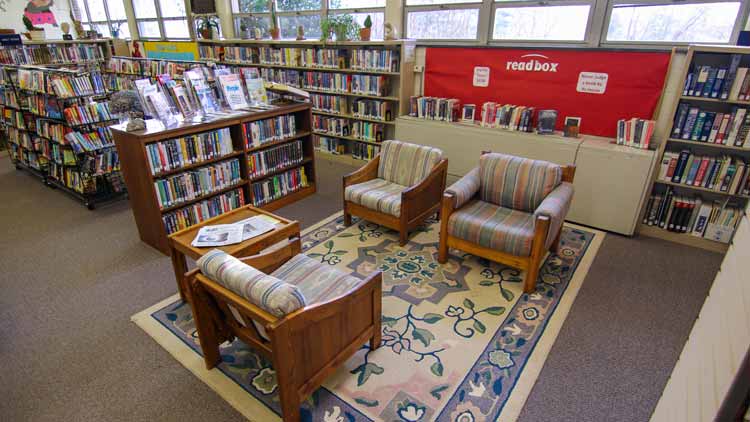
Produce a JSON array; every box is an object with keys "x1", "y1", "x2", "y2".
[{"x1": 168, "y1": 205, "x2": 300, "y2": 301}]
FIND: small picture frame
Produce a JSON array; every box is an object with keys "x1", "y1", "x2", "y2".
[
  {"x1": 563, "y1": 116, "x2": 582, "y2": 138},
  {"x1": 462, "y1": 104, "x2": 476, "y2": 122}
]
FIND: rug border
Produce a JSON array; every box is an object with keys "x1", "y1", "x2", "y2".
[{"x1": 132, "y1": 220, "x2": 605, "y2": 422}]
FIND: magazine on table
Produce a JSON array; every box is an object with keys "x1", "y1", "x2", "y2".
[
  {"x1": 235, "y1": 215, "x2": 276, "y2": 241},
  {"x1": 191, "y1": 224, "x2": 244, "y2": 247}
]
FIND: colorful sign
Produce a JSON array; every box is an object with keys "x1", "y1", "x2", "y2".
[
  {"x1": 424, "y1": 47, "x2": 670, "y2": 137},
  {"x1": 143, "y1": 41, "x2": 199, "y2": 61}
]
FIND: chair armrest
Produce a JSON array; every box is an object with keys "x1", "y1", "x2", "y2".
[
  {"x1": 402, "y1": 159, "x2": 448, "y2": 219},
  {"x1": 343, "y1": 154, "x2": 380, "y2": 188},
  {"x1": 534, "y1": 182, "x2": 574, "y2": 249},
  {"x1": 445, "y1": 167, "x2": 480, "y2": 209},
  {"x1": 237, "y1": 237, "x2": 302, "y2": 274}
]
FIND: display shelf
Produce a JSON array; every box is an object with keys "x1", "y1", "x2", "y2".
[
  {"x1": 246, "y1": 131, "x2": 313, "y2": 152},
  {"x1": 312, "y1": 130, "x2": 381, "y2": 146},
  {"x1": 639, "y1": 223, "x2": 729, "y2": 253},
  {"x1": 680, "y1": 95, "x2": 750, "y2": 106},
  {"x1": 654, "y1": 180, "x2": 750, "y2": 199},
  {"x1": 304, "y1": 88, "x2": 399, "y2": 101},
  {"x1": 248, "y1": 157, "x2": 313, "y2": 183},
  {"x1": 312, "y1": 109, "x2": 395, "y2": 124},
  {"x1": 212, "y1": 60, "x2": 400, "y2": 75},
  {"x1": 667, "y1": 138, "x2": 750, "y2": 152}
]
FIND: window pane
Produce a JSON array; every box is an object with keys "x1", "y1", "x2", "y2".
[
  {"x1": 233, "y1": 0, "x2": 270, "y2": 13},
  {"x1": 235, "y1": 16, "x2": 271, "y2": 36},
  {"x1": 113, "y1": 21, "x2": 131, "y2": 38},
  {"x1": 133, "y1": 0, "x2": 158, "y2": 19},
  {"x1": 329, "y1": 0, "x2": 385, "y2": 9},
  {"x1": 407, "y1": 9, "x2": 478, "y2": 39},
  {"x1": 92, "y1": 23, "x2": 111, "y2": 37},
  {"x1": 138, "y1": 20, "x2": 162, "y2": 37},
  {"x1": 331, "y1": 12, "x2": 384, "y2": 39},
  {"x1": 105, "y1": 0, "x2": 127, "y2": 19},
  {"x1": 73, "y1": 0, "x2": 89, "y2": 22},
  {"x1": 279, "y1": 14, "x2": 322, "y2": 38},
  {"x1": 277, "y1": 0, "x2": 320, "y2": 12},
  {"x1": 607, "y1": 2, "x2": 740, "y2": 43},
  {"x1": 164, "y1": 19, "x2": 190, "y2": 38},
  {"x1": 493, "y1": 5, "x2": 590, "y2": 41},
  {"x1": 159, "y1": 0, "x2": 187, "y2": 17},
  {"x1": 407, "y1": 0, "x2": 480, "y2": 6},
  {"x1": 87, "y1": 0, "x2": 107, "y2": 21}
]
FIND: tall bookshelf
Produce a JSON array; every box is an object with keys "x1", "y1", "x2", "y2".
[
  {"x1": 111, "y1": 102, "x2": 315, "y2": 254},
  {"x1": 196, "y1": 39, "x2": 416, "y2": 165},
  {"x1": 639, "y1": 45, "x2": 750, "y2": 253},
  {"x1": 0, "y1": 39, "x2": 110, "y2": 66}
]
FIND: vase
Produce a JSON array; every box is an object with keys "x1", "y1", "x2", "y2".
[
  {"x1": 270, "y1": 28, "x2": 280, "y2": 40},
  {"x1": 359, "y1": 27, "x2": 371, "y2": 41}
]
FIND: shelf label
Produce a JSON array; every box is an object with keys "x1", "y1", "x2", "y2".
[
  {"x1": 473, "y1": 67, "x2": 490, "y2": 87},
  {"x1": 577, "y1": 72, "x2": 608, "y2": 94}
]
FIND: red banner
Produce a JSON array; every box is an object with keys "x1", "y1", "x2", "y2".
[{"x1": 424, "y1": 47, "x2": 670, "y2": 137}]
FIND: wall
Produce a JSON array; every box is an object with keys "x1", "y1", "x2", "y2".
[{"x1": 0, "y1": 0, "x2": 74, "y2": 39}]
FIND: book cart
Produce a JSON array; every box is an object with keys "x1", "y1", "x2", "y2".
[
  {"x1": 639, "y1": 45, "x2": 750, "y2": 253},
  {"x1": 197, "y1": 39, "x2": 415, "y2": 166},
  {"x1": 1, "y1": 64, "x2": 125, "y2": 209},
  {"x1": 112, "y1": 102, "x2": 315, "y2": 254}
]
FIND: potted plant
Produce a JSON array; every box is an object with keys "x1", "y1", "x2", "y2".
[
  {"x1": 359, "y1": 15, "x2": 372, "y2": 41},
  {"x1": 111, "y1": 22, "x2": 121, "y2": 38},
  {"x1": 320, "y1": 14, "x2": 359, "y2": 42},
  {"x1": 197, "y1": 17, "x2": 219, "y2": 39},
  {"x1": 22, "y1": 16, "x2": 45, "y2": 41},
  {"x1": 269, "y1": 1, "x2": 280, "y2": 40}
]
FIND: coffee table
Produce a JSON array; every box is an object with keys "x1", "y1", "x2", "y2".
[{"x1": 168, "y1": 205, "x2": 300, "y2": 301}]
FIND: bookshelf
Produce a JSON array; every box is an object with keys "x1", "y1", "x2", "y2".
[
  {"x1": 639, "y1": 45, "x2": 750, "y2": 253},
  {"x1": 104, "y1": 56, "x2": 212, "y2": 91},
  {"x1": 1, "y1": 63, "x2": 125, "y2": 209},
  {"x1": 196, "y1": 39, "x2": 416, "y2": 164},
  {"x1": 0, "y1": 39, "x2": 110, "y2": 66},
  {"x1": 111, "y1": 102, "x2": 315, "y2": 254}
]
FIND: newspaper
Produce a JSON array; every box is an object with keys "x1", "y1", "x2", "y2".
[
  {"x1": 235, "y1": 215, "x2": 276, "y2": 241},
  {"x1": 191, "y1": 224, "x2": 244, "y2": 247}
]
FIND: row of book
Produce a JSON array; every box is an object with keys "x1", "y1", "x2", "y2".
[
  {"x1": 63, "y1": 102, "x2": 113, "y2": 126},
  {"x1": 104, "y1": 74, "x2": 137, "y2": 91},
  {"x1": 6, "y1": 127, "x2": 32, "y2": 148},
  {"x1": 50, "y1": 73, "x2": 107, "y2": 98},
  {"x1": 61, "y1": 168, "x2": 97, "y2": 194},
  {"x1": 17, "y1": 69, "x2": 46, "y2": 92},
  {"x1": 683, "y1": 55, "x2": 749, "y2": 101},
  {"x1": 672, "y1": 104, "x2": 750, "y2": 147},
  {"x1": 352, "y1": 142, "x2": 380, "y2": 161},
  {"x1": 108, "y1": 58, "x2": 144, "y2": 75},
  {"x1": 314, "y1": 135, "x2": 346, "y2": 155},
  {"x1": 0, "y1": 87, "x2": 19, "y2": 108},
  {"x1": 221, "y1": 46, "x2": 400, "y2": 72},
  {"x1": 658, "y1": 150, "x2": 750, "y2": 195},
  {"x1": 301, "y1": 73, "x2": 389, "y2": 97},
  {"x1": 44, "y1": 141, "x2": 76, "y2": 165},
  {"x1": 250, "y1": 167, "x2": 309, "y2": 207},
  {"x1": 260, "y1": 68, "x2": 300, "y2": 86},
  {"x1": 247, "y1": 140, "x2": 305, "y2": 179},
  {"x1": 311, "y1": 93, "x2": 348, "y2": 114},
  {"x1": 145, "y1": 128, "x2": 234, "y2": 175},
  {"x1": 37, "y1": 120, "x2": 67, "y2": 143},
  {"x1": 350, "y1": 49, "x2": 399, "y2": 72},
  {"x1": 313, "y1": 115, "x2": 349, "y2": 136},
  {"x1": 643, "y1": 189, "x2": 741, "y2": 243},
  {"x1": 4, "y1": 108, "x2": 25, "y2": 129},
  {"x1": 616, "y1": 118, "x2": 656, "y2": 150},
  {"x1": 243, "y1": 114, "x2": 297, "y2": 148},
  {"x1": 352, "y1": 99, "x2": 393, "y2": 121},
  {"x1": 81, "y1": 149, "x2": 120, "y2": 175},
  {"x1": 409, "y1": 96, "x2": 461, "y2": 122},
  {"x1": 487, "y1": 104, "x2": 537, "y2": 132},
  {"x1": 162, "y1": 188, "x2": 246, "y2": 235},
  {"x1": 64, "y1": 128, "x2": 115, "y2": 154},
  {"x1": 153, "y1": 158, "x2": 243, "y2": 209},
  {"x1": 0, "y1": 44, "x2": 105, "y2": 65},
  {"x1": 352, "y1": 121, "x2": 385, "y2": 142},
  {"x1": 25, "y1": 94, "x2": 62, "y2": 119}
]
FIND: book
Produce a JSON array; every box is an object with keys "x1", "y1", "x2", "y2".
[
  {"x1": 217, "y1": 74, "x2": 249, "y2": 110},
  {"x1": 537, "y1": 110, "x2": 557, "y2": 134},
  {"x1": 720, "y1": 54, "x2": 742, "y2": 99}
]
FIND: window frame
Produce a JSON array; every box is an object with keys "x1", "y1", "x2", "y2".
[
  {"x1": 134, "y1": 0, "x2": 194, "y2": 40},
  {"x1": 74, "y1": 0, "x2": 130, "y2": 40},
  {"x1": 488, "y1": 0, "x2": 596, "y2": 45},
  {"x1": 404, "y1": 2, "x2": 484, "y2": 43}
]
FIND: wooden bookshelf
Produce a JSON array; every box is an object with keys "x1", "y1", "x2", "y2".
[
  {"x1": 111, "y1": 102, "x2": 316, "y2": 255},
  {"x1": 0, "y1": 39, "x2": 111, "y2": 66},
  {"x1": 197, "y1": 39, "x2": 416, "y2": 163},
  {"x1": 638, "y1": 45, "x2": 750, "y2": 252}
]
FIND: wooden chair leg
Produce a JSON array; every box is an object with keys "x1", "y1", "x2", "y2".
[
  {"x1": 278, "y1": 386, "x2": 301, "y2": 422},
  {"x1": 438, "y1": 195, "x2": 453, "y2": 264},
  {"x1": 550, "y1": 227, "x2": 563, "y2": 254},
  {"x1": 525, "y1": 216, "x2": 551, "y2": 293},
  {"x1": 343, "y1": 202, "x2": 352, "y2": 226},
  {"x1": 190, "y1": 283, "x2": 222, "y2": 369},
  {"x1": 370, "y1": 277, "x2": 382, "y2": 350},
  {"x1": 273, "y1": 326, "x2": 301, "y2": 422},
  {"x1": 399, "y1": 229, "x2": 408, "y2": 246}
]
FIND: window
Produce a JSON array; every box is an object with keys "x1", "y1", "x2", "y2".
[
  {"x1": 492, "y1": 3, "x2": 591, "y2": 41},
  {"x1": 133, "y1": 0, "x2": 191, "y2": 39},
  {"x1": 72, "y1": 0, "x2": 130, "y2": 40},
  {"x1": 405, "y1": 0, "x2": 482, "y2": 40}
]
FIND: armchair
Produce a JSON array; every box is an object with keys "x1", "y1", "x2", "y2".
[
  {"x1": 343, "y1": 140, "x2": 448, "y2": 245},
  {"x1": 438, "y1": 153, "x2": 575, "y2": 293},
  {"x1": 186, "y1": 239, "x2": 382, "y2": 422}
]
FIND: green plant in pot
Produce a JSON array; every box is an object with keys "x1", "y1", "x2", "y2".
[
  {"x1": 197, "y1": 17, "x2": 219, "y2": 39},
  {"x1": 22, "y1": 16, "x2": 45, "y2": 41},
  {"x1": 269, "y1": 0, "x2": 280, "y2": 40},
  {"x1": 359, "y1": 15, "x2": 372, "y2": 41},
  {"x1": 110, "y1": 22, "x2": 122, "y2": 38},
  {"x1": 320, "y1": 14, "x2": 359, "y2": 42}
]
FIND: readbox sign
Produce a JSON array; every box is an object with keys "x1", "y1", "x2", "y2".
[{"x1": 425, "y1": 48, "x2": 670, "y2": 137}]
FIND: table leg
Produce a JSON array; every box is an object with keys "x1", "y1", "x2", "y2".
[{"x1": 170, "y1": 248, "x2": 189, "y2": 302}]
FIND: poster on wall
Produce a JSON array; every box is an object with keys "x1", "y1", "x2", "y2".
[
  {"x1": 143, "y1": 41, "x2": 199, "y2": 61},
  {"x1": 424, "y1": 48, "x2": 670, "y2": 137}
]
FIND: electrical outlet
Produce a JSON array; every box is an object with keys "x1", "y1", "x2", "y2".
[{"x1": 414, "y1": 65, "x2": 424, "y2": 73}]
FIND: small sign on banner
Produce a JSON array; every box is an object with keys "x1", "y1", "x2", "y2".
[
  {"x1": 577, "y1": 72, "x2": 608, "y2": 94},
  {"x1": 0, "y1": 34, "x2": 22, "y2": 46},
  {"x1": 473, "y1": 67, "x2": 490, "y2": 87}
]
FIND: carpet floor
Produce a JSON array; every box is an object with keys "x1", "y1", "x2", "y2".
[{"x1": 0, "y1": 155, "x2": 722, "y2": 422}]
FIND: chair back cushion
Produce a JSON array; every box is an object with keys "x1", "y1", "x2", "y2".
[
  {"x1": 378, "y1": 140, "x2": 443, "y2": 187},
  {"x1": 479, "y1": 153, "x2": 561, "y2": 212},
  {"x1": 197, "y1": 249, "x2": 306, "y2": 317}
]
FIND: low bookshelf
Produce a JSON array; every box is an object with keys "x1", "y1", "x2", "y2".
[
  {"x1": 0, "y1": 39, "x2": 110, "y2": 66},
  {"x1": 197, "y1": 38, "x2": 416, "y2": 165},
  {"x1": 111, "y1": 102, "x2": 315, "y2": 254},
  {"x1": 639, "y1": 45, "x2": 750, "y2": 253}
]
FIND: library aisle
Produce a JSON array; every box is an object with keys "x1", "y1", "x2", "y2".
[{"x1": 0, "y1": 153, "x2": 725, "y2": 422}]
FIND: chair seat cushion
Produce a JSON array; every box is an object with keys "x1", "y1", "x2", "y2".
[
  {"x1": 447, "y1": 200, "x2": 536, "y2": 257},
  {"x1": 271, "y1": 254, "x2": 363, "y2": 305},
  {"x1": 344, "y1": 178, "x2": 406, "y2": 217}
]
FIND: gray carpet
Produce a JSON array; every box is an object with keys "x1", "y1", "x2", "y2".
[{"x1": 0, "y1": 155, "x2": 722, "y2": 421}]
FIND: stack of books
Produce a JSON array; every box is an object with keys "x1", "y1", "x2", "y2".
[
  {"x1": 311, "y1": 94, "x2": 347, "y2": 114},
  {"x1": 250, "y1": 167, "x2": 308, "y2": 206},
  {"x1": 683, "y1": 55, "x2": 749, "y2": 101},
  {"x1": 616, "y1": 118, "x2": 655, "y2": 149},
  {"x1": 672, "y1": 103, "x2": 750, "y2": 147},
  {"x1": 353, "y1": 99, "x2": 392, "y2": 121},
  {"x1": 247, "y1": 140, "x2": 305, "y2": 179},
  {"x1": 243, "y1": 115, "x2": 297, "y2": 148},
  {"x1": 409, "y1": 96, "x2": 461, "y2": 121},
  {"x1": 50, "y1": 73, "x2": 106, "y2": 98},
  {"x1": 350, "y1": 49, "x2": 399, "y2": 72},
  {"x1": 63, "y1": 102, "x2": 113, "y2": 126},
  {"x1": 658, "y1": 150, "x2": 750, "y2": 195},
  {"x1": 313, "y1": 115, "x2": 349, "y2": 136}
]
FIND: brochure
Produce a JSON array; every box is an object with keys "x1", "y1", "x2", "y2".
[
  {"x1": 185, "y1": 69, "x2": 220, "y2": 114},
  {"x1": 218, "y1": 73, "x2": 249, "y2": 110},
  {"x1": 143, "y1": 85, "x2": 177, "y2": 127},
  {"x1": 191, "y1": 224, "x2": 244, "y2": 247}
]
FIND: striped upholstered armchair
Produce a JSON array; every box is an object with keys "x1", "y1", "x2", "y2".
[
  {"x1": 438, "y1": 153, "x2": 575, "y2": 293},
  {"x1": 344, "y1": 140, "x2": 448, "y2": 245}
]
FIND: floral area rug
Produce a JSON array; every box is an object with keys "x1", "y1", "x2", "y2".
[{"x1": 132, "y1": 212, "x2": 603, "y2": 422}]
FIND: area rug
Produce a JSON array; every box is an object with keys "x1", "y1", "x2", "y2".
[{"x1": 133, "y1": 212, "x2": 603, "y2": 422}]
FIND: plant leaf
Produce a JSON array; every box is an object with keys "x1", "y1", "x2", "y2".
[
  {"x1": 354, "y1": 397, "x2": 379, "y2": 407},
  {"x1": 430, "y1": 385, "x2": 449, "y2": 400},
  {"x1": 333, "y1": 250, "x2": 347, "y2": 255},
  {"x1": 479, "y1": 280, "x2": 496, "y2": 286},
  {"x1": 307, "y1": 253, "x2": 323, "y2": 258},
  {"x1": 473, "y1": 319, "x2": 486, "y2": 334},
  {"x1": 421, "y1": 313, "x2": 444, "y2": 324},
  {"x1": 338, "y1": 233, "x2": 354, "y2": 238},
  {"x1": 484, "y1": 306, "x2": 506, "y2": 315},
  {"x1": 412, "y1": 327, "x2": 435, "y2": 347},
  {"x1": 431, "y1": 361, "x2": 444, "y2": 377},
  {"x1": 381, "y1": 316, "x2": 398, "y2": 326},
  {"x1": 501, "y1": 287, "x2": 514, "y2": 302},
  {"x1": 463, "y1": 298, "x2": 475, "y2": 309},
  {"x1": 324, "y1": 240, "x2": 334, "y2": 249}
]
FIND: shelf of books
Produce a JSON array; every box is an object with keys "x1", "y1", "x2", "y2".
[
  {"x1": 104, "y1": 56, "x2": 214, "y2": 91},
  {"x1": 640, "y1": 45, "x2": 750, "y2": 253},
  {"x1": 111, "y1": 102, "x2": 315, "y2": 254},
  {"x1": 0, "y1": 39, "x2": 110, "y2": 66},
  {"x1": 0, "y1": 63, "x2": 126, "y2": 209},
  {"x1": 196, "y1": 39, "x2": 416, "y2": 164}
]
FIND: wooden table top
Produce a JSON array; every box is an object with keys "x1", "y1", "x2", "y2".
[{"x1": 168, "y1": 205, "x2": 299, "y2": 259}]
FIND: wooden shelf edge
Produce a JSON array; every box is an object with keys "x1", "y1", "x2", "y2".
[
  {"x1": 638, "y1": 223, "x2": 728, "y2": 253},
  {"x1": 256, "y1": 184, "x2": 317, "y2": 212},
  {"x1": 667, "y1": 138, "x2": 750, "y2": 152},
  {"x1": 312, "y1": 131, "x2": 382, "y2": 145},
  {"x1": 312, "y1": 109, "x2": 395, "y2": 125},
  {"x1": 654, "y1": 180, "x2": 750, "y2": 199},
  {"x1": 248, "y1": 158, "x2": 313, "y2": 183},
  {"x1": 246, "y1": 131, "x2": 312, "y2": 153}
]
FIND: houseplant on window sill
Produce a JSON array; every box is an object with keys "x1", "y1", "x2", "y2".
[
  {"x1": 269, "y1": 2, "x2": 280, "y2": 40},
  {"x1": 22, "y1": 16, "x2": 45, "y2": 41},
  {"x1": 111, "y1": 22, "x2": 122, "y2": 38},
  {"x1": 320, "y1": 14, "x2": 359, "y2": 42},
  {"x1": 359, "y1": 15, "x2": 372, "y2": 41},
  {"x1": 197, "y1": 17, "x2": 219, "y2": 39}
]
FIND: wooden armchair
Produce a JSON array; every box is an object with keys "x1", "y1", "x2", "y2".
[
  {"x1": 186, "y1": 239, "x2": 382, "y2": 422},
  {"x1": 343, "y1": 140, "x2": 448, "y2": 245},
  {"x1": 438, "y1": 152, "x2": 575, "y2": 293}
]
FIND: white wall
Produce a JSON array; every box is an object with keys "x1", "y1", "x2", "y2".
[{"x1": 0, "y1": 0, "x2": 74, "y2": 40}]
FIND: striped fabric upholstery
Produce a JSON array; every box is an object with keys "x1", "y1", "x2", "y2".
[
  {"x1": 197, "y1": 249, "x2": 306, "y2": 317},
  {"x1": 272, "y1": 254, "x2": 364, "y2": 304},
  {"x1": 446, "y1": 167, "x2": 480, "y2": 209},
  {"x1": 345, "y1": 178, "x2": 406, "y2": 217},
  {"x1": 535, "y1": 182, "x2": 574, "y2": 249},
  {"x1": 479, "y1": 153, "x2": 562, "y2": 213},
  {"x1": 378, "y1": 140, "x2": 443, "y2": 187},
  {"x1": 447, "y1": 200, "x2": 536, "y2": 256}
]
